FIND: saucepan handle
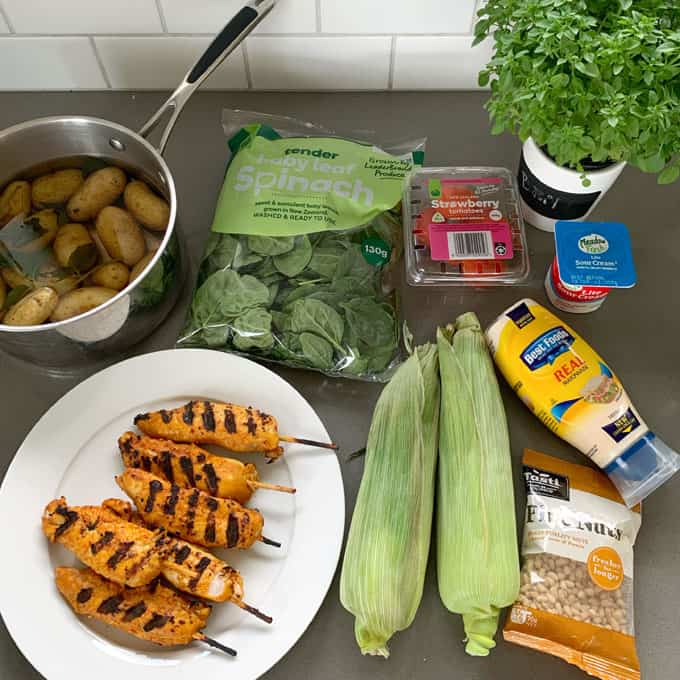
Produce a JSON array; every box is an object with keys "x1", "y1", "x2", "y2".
[{"x1": 138, "y1": 0, "x2": 275, "y2": 154}]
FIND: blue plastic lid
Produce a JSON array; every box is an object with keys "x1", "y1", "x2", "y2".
[
  {"x1": 554, "y1": 221, "x2": 637, "y2": 289},
  {"x1": 604, "y1": 432, "x2": 680, "y2": 507}
]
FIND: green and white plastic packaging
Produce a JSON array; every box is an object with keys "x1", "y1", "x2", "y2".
[{"x1": 178, "y1": 110, "x2": 425, "y2": 381}]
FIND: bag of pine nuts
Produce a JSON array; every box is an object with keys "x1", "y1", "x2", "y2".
[{"x1": 504, "y1": 449, "x2": 641, "y2": 680}]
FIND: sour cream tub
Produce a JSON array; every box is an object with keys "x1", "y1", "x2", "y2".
[{"x1": 545, "y1": 257, "x2": 610, "y2": 314}]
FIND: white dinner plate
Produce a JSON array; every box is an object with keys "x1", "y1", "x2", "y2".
[{"x1": 0, "y1": 349, "x2": 345, "y2": 680}]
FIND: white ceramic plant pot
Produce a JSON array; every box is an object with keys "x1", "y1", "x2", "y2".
[{"x1": 518, "y1": 137, "x2": 626, "y2": 232}]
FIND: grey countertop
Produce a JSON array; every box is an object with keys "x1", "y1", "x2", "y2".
[{"x1": 0, "y1": 91, "x2": 678, "y2": 680}]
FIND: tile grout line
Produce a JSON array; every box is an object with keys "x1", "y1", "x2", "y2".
[
  {"x1": 315, "y1": 0, "x2": 321, "y2": 32},
  {"x1": 0, "y1": 0, "x2": 14, "y2": 33},
  {"x1": 242, "y1": 42, "x2": 254, "y2": 89},
  {"x1": 0, "y1": 31, "x2": 475, "y2": 39},
  {"x1": 387, "y1": 35, "x2": 396, "y2": 89},
  {"x1": 89, "y1": 36, "x2": 112, "y2": 89},
  {"x1": 154, "y1": 0, "x2": 169, "y2": 33}
]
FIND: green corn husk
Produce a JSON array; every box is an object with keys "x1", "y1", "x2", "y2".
[
  {"x1": 340, "y1": 343, "x2": 440, "y2": 657},
  {"x1": 436, "y1": 313, "x2": 519, "y2": 656}
]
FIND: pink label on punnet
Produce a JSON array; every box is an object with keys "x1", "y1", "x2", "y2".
[{"x1": 428, "y1": 221, "x2": 514, "y2": 261}]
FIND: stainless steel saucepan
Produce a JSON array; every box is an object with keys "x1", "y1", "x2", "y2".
[{"x1": 0, "y1": 0, "x2": 274, "y2": 371}]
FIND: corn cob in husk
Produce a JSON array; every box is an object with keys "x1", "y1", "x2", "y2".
[
  {"x1": 436, "y1": 313, "x2": 519, "y2": 656},
  {"x1": 340, "y1": 343, "x2": 440, "y2": 657}
]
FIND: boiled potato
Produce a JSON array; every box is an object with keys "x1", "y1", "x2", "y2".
[
  {"x1": 129, "y1": 251, "x2": 155, "y2": 283},
  {"x1": 1, "y1": 266, "x2": 32, "y2": 289},
  {"x1": 67, "y1": 166, "x2": 126, "y2": 221},
  {"x1": 50, "y1": 286, "x2": 118, "y2": 322},
  {"x1": 14, "y1": 210, "x2": 59, "y2": 253},
  {"x1": 0, "y1": 181, "x2": 31, "y2": 226},
  {"x1": 35, "y1": 261, "x2": 80, "y2": 296},
  {"x1": 95, "y1": 207, "x2": 146, "y2": 266},
  {"x1": 91, "y1": 261, "x2": 129, "y2": 290},
  {"x1": 3, "y1": 286, "x2": 58, "y2": 326},
  {"x1": 31, "y1": 169, "x2": 83, "y2": 208},
  {"x1": 53, "y1": 223, "x2": 97, "y2": 272},
  {"x1": 123, "y1": 181, "x2": 170, "y2": 231},
  {"x1": 89, "y1": 227, "x2": 112, "y2": 262}
]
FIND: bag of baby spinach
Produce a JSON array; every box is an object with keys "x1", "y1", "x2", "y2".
[{"x1": 177, "y1": 110, "x2": 425, "y2": 381}]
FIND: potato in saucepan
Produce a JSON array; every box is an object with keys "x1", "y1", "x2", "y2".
[
  {"x1": 95, "y1": 207, "x2": 146, "y2": 266},
  {"x1": 0, "y1": 181, "x2": 31, "y2": 226},
  {"x1": 67, "y1": 167, "x2": 126, "y2": 221},
  {"x1": 32, "y1": 169, "x2": 84, "y2": 208},
  {"x1": 3, "y1": 287, "x2": 58, "y2": 326},
  {"x1": 123, "y1": 181, "x2": 170, "y2": 232},
  {"x1": 50, "y1": 286, "x2": 118, "y2": 322},
  {"x1": 91, "y1": 261, "x2": 129, "y2": 290},
  {"x1": 53, "y1": 223, "x2": 98, "y2": 272},
  {"x1": 128, "y1": 251, "x2": 156, "y2": 284},
  {"x1": 1, "y1": 266, "x2": 32, "y2": 289}
]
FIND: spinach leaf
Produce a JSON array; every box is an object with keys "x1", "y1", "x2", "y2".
[
  {"x1": 253, "y1": 257, "x2": 278, "y2": 279},
  {"x1": 271, "y1": 309, "x2": 290, "y2": 332},
  {"x1": 274, "y1": 235, "x2": 312, "y2": 277},
  {"x1": 201, "y1": 324, "x2": 230, "y2": 348},
  {"x1": 203, "y1": 233, "x2": 238, "y2": 272},
  {"x1": 307, "y1": 246, "x2": 344, "y2": 279},
  {"x1": 271, "y1": 331, "x2": 303, "y2": 362},
  {"x1": 247, "y1": 235, "x2": 295, "y2": 256},
  {"x1": 338, "y1": 346, "x2": 370, "y2": 376},
  {"x1": 232, "y1": 308, "x2": 274, "y2": 350},
  {"x1": 232, "y1": 240, "x2": 263, "y2": 270},
  {"x1": 335, "y1": 243, "x2": 375, "y2": 282},
  {"x1": 340, "y1": 297, "x2": 396, "y2": 348},
  {"x1": 288, "y1": 298, "x2": 344, "y2": 349},
  {"x1": 192, "y1": 269, "x2": 269, "y2": 324},
  {"x1": 299, "y1": 332, "x2": 334, "y2": 369},
  {"x1": 267, "y1": 280, "x2": 279, "y2": 306}
]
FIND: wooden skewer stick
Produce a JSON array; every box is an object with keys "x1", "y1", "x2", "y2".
[
  {"x1": 193, "y1": 633, "x2": 237, "y2": 657},
  {"x1": 279, "y1": 435, "x2": 338, "y2": 451},
  {"x1": 236, "y1": 600, "x2": 273, "y2": 624},
  {"x1": 259, "y1": 535, "x2": 282, "y2": 548},
  {"x1": 248, "y1": 480, "x2": 296, "y2": 494}
]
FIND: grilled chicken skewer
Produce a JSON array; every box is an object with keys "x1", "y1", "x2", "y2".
[
  {"x1": 56, "y1": 566, "x2": 236, "y2": 655},
  {"x1": 43, "y1": 498, "x2": 165, "y2": 588},
  {"x1": 133, "y1": 400, "x2": 337, "y2": 460},
  {"x1": 119, "y1": 431, "x2": 296, "y2": 503},
  {"x1": 116, "y1": 468, "x2": 278, "y2": 550},
  {"x1": 43, "y1": 498, "x2": 272, "y2": 622}
]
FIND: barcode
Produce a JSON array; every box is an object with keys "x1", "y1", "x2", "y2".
[{"x1": 447, "y1": 230, "x2": 494, "y2": 260}]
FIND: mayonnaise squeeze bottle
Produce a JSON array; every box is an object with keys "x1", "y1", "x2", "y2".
[{"x1": 486, "y1": 299, "x2": 680, "y2": 507}]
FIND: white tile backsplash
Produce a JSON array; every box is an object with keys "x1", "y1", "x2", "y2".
[
  {"x1": 0, "y1": 37, "x2": 106, "y2": 89},
  {"x1": 0, "y1": 0, "x2": 491, "y2": 91},
  {"x1": 2, "y1": 0, "x2": 162, "y2": 34},
  {"x1": 95, "y1": 37, "x2": 248, "y2": 89},
  {"x1": 320, "y1": 0, "x2": 475, "y2": 34},
  {"x1": 160, "y1": 0, "x2": 317, "y2": 34},
  {"x1": 248, "y1": 36, "x2": 391, "y2": 90},
  {"x1": 393, "y1": 36, "x2": 492, "y2": 89}
]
